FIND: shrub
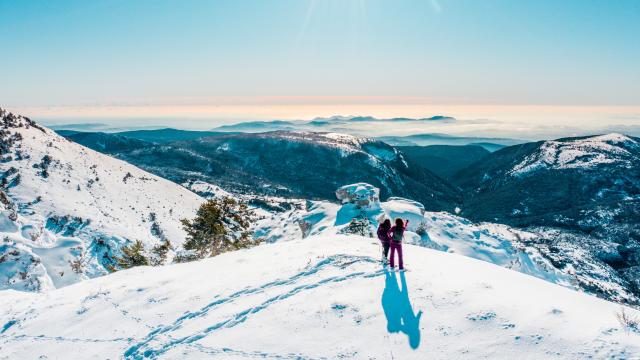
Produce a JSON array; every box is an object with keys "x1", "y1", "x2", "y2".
[
  {"x1": 180, "y1": 197, "x2": 254, "y2": 260},
  {"x1": 339, "y1": 216, "x2": 373, "y2": 237},
  {"x1": 617, "y1": 308, "x2": 640, "y2": 333},
  {"x1": 415, "y1": 221, "x2": 428, "y2": 236},
  {"x1": 69, "y1": 254, "x2": 85, "y2": 274}
]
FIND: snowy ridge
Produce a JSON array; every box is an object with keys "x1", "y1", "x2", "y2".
[
  {"x1": 0, "y1": 110, "x2": 204, "y2": 291},
  {"x1": 255, "y1": 131, "x2": 404, "y2": 163},
  {"x1": 510, "y1": 133, "x2": 638, "y2": 176},
  {"x1": 1, "y1": 235, "x2": 638, "y2": 359}
]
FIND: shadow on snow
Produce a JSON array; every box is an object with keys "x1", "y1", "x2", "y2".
[{"x1": 381, "y1": 268, "x2": 423, "y2": 349}]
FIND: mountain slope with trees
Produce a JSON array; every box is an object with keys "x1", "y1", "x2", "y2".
[{"x1": 61, "y1": 130, "x2": 462, "y2": 212}]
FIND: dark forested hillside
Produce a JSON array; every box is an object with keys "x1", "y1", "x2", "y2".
[{"x1": 397, "y1": 145, "x2": 489, "y2": 180}]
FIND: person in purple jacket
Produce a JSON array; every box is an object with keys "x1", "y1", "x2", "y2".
[
  {"x1": 376, "y1": 219, "x2": 392, "y2": 263},
  {"x1": 389, "y1": 218, "x2": 409, "y2": 270}
]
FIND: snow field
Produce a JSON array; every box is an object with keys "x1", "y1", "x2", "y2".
[{"x1": 1, "y1": 235, "x2": 638, "y2": 359}]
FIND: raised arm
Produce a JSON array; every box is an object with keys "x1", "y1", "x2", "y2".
[{"x1": 404, "y1": 219, "x2": 409, "y2": 229}]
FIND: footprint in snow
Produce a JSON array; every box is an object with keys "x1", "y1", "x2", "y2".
[
  {"x1": 466, "y1": 311, "x2": 496, "y2": 321},
  {"x1": 514, "y1": 334, "x2": 544, "y2": 344},
  {"x1": 331, "y1": 303, "x2": 349, "y2": 312},
  {"x1": 76, "y1": 307, "x2": 89, "y2": 315},
  {"x1": 1, "y1": 319, "x2": 18, "y2": 334}
]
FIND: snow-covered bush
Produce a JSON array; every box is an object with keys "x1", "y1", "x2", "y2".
[
  {"x1": 617, "y1": 308, "x2": 640, "y2": 333},
  {"x1": 415, "y1": 221, "x2": 428, "y2": 236},
  {"x1": 339, "y1": 217, "x2": 373, "y2": 238},
  {"x1": 68, "y1": 251, "x2": 86, "y2": 274}
]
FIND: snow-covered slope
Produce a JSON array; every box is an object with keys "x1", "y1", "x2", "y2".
[
  {"x1": 1, "y1": 234, "x2": 638, "y2": 359},
  {"x1": 510, "y1": 133, "x2": 639, "y2": 176},
  {"x1": 0, "y1": 110, "x2": 204, "y2": 291}
]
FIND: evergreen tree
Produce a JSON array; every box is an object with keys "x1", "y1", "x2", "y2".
[
  {"x1": 115, "y1": 240, "x2": 149, "y2": 269},
  {"x1": 150, "y1": 239, "x2": 172, "y2": 266},
  {"x1": 180, "y1": 197, "x2": 254, "y2": 259}
]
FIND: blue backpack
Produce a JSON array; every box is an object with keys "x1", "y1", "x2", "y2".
[{"x1": 392, "y1": 227, "x2": 404, "y2": 242}]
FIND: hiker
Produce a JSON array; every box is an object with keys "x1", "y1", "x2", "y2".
[
  {"x1": 388, "y1": 218, "x2": 409, "y2": 270},
  {"x1": 377, "y1": 219, "x2": 392, "y2": 263}
]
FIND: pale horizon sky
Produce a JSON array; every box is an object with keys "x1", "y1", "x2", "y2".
[{"x1": 1, "y1": 0, "x2": 639, "y2": 137}]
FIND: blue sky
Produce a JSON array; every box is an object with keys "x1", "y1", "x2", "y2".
[{"x1": 0, "y1": 0, "x2": 639, "y2": 132}]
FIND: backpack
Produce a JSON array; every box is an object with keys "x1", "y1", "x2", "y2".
[
  {"x1": 377, "y1": 226, "x2": 388, "y2": 242},
  {"x1": 392, "y1": 226, "x2": 404, "y2": 242}
]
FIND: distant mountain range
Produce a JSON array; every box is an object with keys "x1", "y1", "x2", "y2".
[
  {"x1": 211, "y1": 115, "x2": 456, "y2": 134},
  {"x1": 56, "y1": 126, "x2": 522, "y2": 152}
]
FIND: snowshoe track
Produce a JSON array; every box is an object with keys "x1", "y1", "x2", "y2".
[{"x1": 124, "y1": 254, "x2": 383, "y2": 359}]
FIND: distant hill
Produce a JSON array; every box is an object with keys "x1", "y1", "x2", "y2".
[
  {"x1": 116, "y1": 128, "x2": 233, "y2": 143},
  {"x1": 397, "y1": 145, "x2": 490, "y2": 179},
  {"x1": 58, "y1": 128, "x2": 239, "y2": 150},
  {"x1": 213, "y1": 120, "x2": 298, "y2": 133},
  {"x1": 58, "y1": 131, "x2": 151, "y2": 153},
  {"x1": 454, "y1": 133, "x2": 640, "y2": 230},
  {"x1": 468, "y1": 142, "x2": 507, "y2": 152},
  {"x1": 378, "y1": 133, "x2": 524, "y2": 151}
]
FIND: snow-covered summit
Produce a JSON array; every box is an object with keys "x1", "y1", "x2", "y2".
[
  {"x1": 510, "y1": 133, "x2": 639, "y2": 176},
  {"x1": 249, "y1": 130, "x2": 403, "y2": 162},
  {"x1": 1, "y1": 234, "x2": 638, "y2": 359},
  {"x1": 0, "y1": 109, "x2": 203, "y2": 291}
]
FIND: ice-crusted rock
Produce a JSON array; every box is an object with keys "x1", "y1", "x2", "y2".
[
  {"x1": 335, "y1": 183, "x2": 381, "y2": 209},
  {"x1": 386, "y1": 197, "x2": 426, "y2": 216}
]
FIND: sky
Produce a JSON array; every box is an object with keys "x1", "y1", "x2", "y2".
[{"x1": 1, "y1": 0, "x2": 639, "y2": 137}]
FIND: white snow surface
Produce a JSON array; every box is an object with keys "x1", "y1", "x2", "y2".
[
  {"x1": 1, "y1": 234, "x2": 638, "y2": 359},
  {"x1": 0, "y1": 116, "x2": 204, "y2": 291},
  {"x1": 510, "y1": 133, "x2": 638, "y2": 176}
]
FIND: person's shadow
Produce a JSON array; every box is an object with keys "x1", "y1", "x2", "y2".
[{"x1": 381, "y1": 269, "x2": 423, "y2": 349}]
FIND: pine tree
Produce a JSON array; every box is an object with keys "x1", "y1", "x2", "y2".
[
  {"x1": 150, "y1": 239, "x2": 172, "y2": 266},
  {"x1": 115, "y1": 240, "x2": 149, "y2": 269},
  {"x1": 180, "y1": 197, "x2": 254, "y2": 259}
]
